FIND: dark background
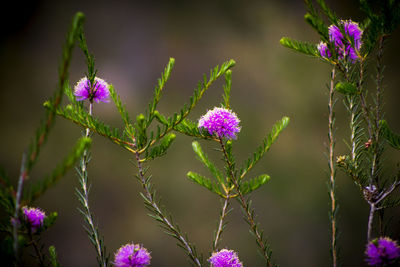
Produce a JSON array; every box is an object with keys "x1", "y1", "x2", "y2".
[{"x1": 1, "y1": 0, "x2": 399, "y2": 266}]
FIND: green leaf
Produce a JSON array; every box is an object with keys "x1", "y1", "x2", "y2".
[
  {"x1": 380, "y1": 120, "x2": 400, "y2": 149},
  {"x1": 154, "y1": 110, "x2": 169, "y2": 125},
  {"x1": 187, "y1": 171, "x2": 223, "y2": 196},
  {"x1": 149, "y1": 59, "x2": 235, "y2": 145},
  {"x1": 280, "y1": 37, "x2": 318, "y2": 57},
  {"x1": 335, "y1": 82, "x2": 358, "y2": 95},
  {"x1": 43, "y1": 212, "x2": 58, "y2": 229},
  {"x1": 24, "y1": 137, "x2": 92, "y2": 203},
  {"x1": 173, "y1": 119, "x2": 211, "y2": 139},
  {"x1": 49, "y1": 246, "x2": 61, "y2": 267},
  {"x1": 146, "y1": 58, "x2": 175, "y2": 125},
  {"x1": 241, "y1": 175, "x2": 270, "y2": 195},
  {"x1": 304, "y1": 13, "x2": 329, "y2": 41},
  {"x1": 48, "y1": 103, "x2": 134, "y2": 152},
  {"x1": 316, "y1": 0, "x2": 338, "y2": 24},
  {"x1": 109, "y1": 85, "x2": 135, "y2": 136},
  {"x1": 222, "y1": 70, "x2": 232, "y2": 109},
  {"x1": 146, "y1": 133, "x2": 176, "y2": 160},
  {"x1": 240, "y1": 116, "x2": 289, "y2": 179},
  {"x1": 191, "y1": 141, "x2": 223, "y2": 183}
]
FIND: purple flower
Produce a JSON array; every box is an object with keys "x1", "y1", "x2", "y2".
[
  {"x1": 365, "y1": 237, "x2": 400, "y2": 266},
  {"x1": 327, "y1": 20, "x2": 363, "y2": 62},
  {"x1": 22, "y1": 206, "x2": 46, "y2": 231},
  {"x1": 317, "y1": 41, "x2": 331, "y2": 58},
  {"x1": 114, "y1": 243, "x2": 151, "y2": 267},
  {"x1": 74, "y1": 77, "x2": 110, "y2": 103},
  {"x1": 343, "y1": 20, "x2": 362, "y2": 50},
  {"x1": 198, "y1": 107, "x2": 241, "y2": 140},
  {"x1": 208, "y1": 249, "x2": 243, "y2": 267},
  {"x1": 328, "y1": 24, "x2": 344, "y2": 48}
]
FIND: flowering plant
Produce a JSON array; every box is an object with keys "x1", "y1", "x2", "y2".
[
  {"x1": 0, "y1": 1, "x2": 400, "y2": 266},
  {"x1": 282, "y1": 0, "x2": 400, "y2": 266}
]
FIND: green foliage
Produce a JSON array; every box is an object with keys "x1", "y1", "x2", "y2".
[
  {"x1": 315, "y1": 0, "x2": 338, "y2": 24},
  {"x1": 335, "y1": 82, "x2": 358, "y2": 95},
  {"x1": 109, "y1": 85, "x2": 134, "y2": 137},
  {"x1": 172, "y1": 118, "x2": 210, "y2": 139},
  {"x1": 191, "y1": 141, "x2": 224, "y2": 184},
  {"x1": 138, "y1": 174, "x2": 203, "y2": 267},
  {"x1": 187, "y1": 171, "x2": 223, "y2": 197},
  {"x1": 279, "y1": 37, "x2": 318, "y2": 57},
  {"x1": 76, "y1": 151, "x2": 110, "y2": 267},
  {"x1": 78, "y1": 25, "x2": 96, "y2": 84},
  {"x1": 304, "y1": 13, "x2": 329, "y2": 41},
  {"x1": 145, "y1": 58, "x2": 175, "y2": 126},
  {"x1": 43, "y1": 212, "x2": 58, "y2": 230},
  {"x1": 148, "y1": 59, "x2": 235, "y2": 146},
  {"x1": 240, "y1": 197, "x2": 276, "y2": 266},
  {"x1": 47, "y1": 101, "x2": 134, "y2": 152},
  {"x1": 145, "y1": 133, "x2": 176, "y2": 160},
  {"x1": 24, "y1": 137, "x2": 92, "y2": 203},
  {"x1": 222, "y1": 70, "x2": 232, "y2": 109},
  {"x1": 380, "y1": 120, "x2": 400, "y2": 149},
  {"x1": 135, "y1": 113, "x2": 148, "y2": 148},
  {"x1": 240, "y1": 174, "x2": 270, "y2": 195},
  {"x1": 240, "y1": 116, "x2": 289, "y2": 179},
  {"x1": 49, "y1": 246, "x2": 61, "y2": 267},
  {"x1": 27, "y1": 12, "x2": 85, "y2": 173}
]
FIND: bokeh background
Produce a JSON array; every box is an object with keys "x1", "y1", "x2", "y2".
[{"x1": 1, "y1": 0, "x2": 399, "y2": 266}]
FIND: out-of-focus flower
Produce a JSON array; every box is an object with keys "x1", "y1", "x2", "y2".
[
  {"x1": 198, "y1": 107, "x2": 241, "y2": 140},
  {"x1": 208, "y1": 249, "x2": 243, "y2": 267},
  {"x1": 74, "y1": 77, "x2": 110, "y2": 103},
  {"x1": 365, "y1": 237, "x2": 400, "y2": 266},
  {"x1": 22, "y1": 206, "x2": 46, "y2": 231},
  {"x1": 317, "y1": 41, "x2": 332, "y2": 58},
  {"x1": 327, "y1": 20, "x2": 363, "y2": 62},
  {"x1": 328, "y1": 24, "x2": 344, "y2": 48},
  {"x1": 114, "y1": 243, "x2": 151, "y2": 267}
]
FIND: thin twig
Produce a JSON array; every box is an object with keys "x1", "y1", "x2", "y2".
[
  {"x1": 78, "y1": 102, "x2": 107, "y2": 267},
  {"x1": 370, "y1": 35, "x2": 386, "y2": 185},
  {"x1": 367, "y1": 203, "x2": 375, "y2": 242},
  {"x1": 133, "y1": 138, "x2": 202, "y2": 267},
  {"x1": 12, "y1": 153, "x2": 27, "y2": 262},
  {"x1": 212, "y1": 196, "x2": 230, "y2": 252},
  {"x1": 28, "y1": 230, "x2": 46, "y2": 267},
  {"x1": 328, "y1": 66, "x2": 338, "y2": 267},
  {"x1": 219, "y1": 138, "x2": 273, "y2": 267}
]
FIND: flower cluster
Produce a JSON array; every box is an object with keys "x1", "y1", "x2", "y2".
[
  {"x1": 198, "y1": 107, "x2": 241, "y2": 140},
  {"x1": 318, "y1": 20, "x2": 363, "y2": 62},
  {"x1": 74, "y1": 77, "x2": 110, "y2": 103},
  {"x1": 114, "y1": 243, "x2": 151, "y2": 267},
  {"x1": 22, "y1": 206, "x2": 46, "y2": 231},
  {"x1": 365, "y1": 237, "x2": 400, "y2": 266},
  {"x1": 208, "y1": 249, "x2": 243, "y2": 267}
]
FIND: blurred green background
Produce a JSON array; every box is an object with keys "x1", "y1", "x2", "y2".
[{"x1": 1, "y1": 0, "x2": 399, "y2": 266}]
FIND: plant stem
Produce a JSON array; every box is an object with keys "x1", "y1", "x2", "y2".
[
  {"x1": 133, "y1": 139, "x2": 202, "y2": 267},
  {"x1": 218, "y1": 138, "x2": 273, "y2": 267},
  {"x1": 78, "y1": 102, "x2": 107, "y2": 267},
  {"x1": 367, "y1": 203, "x2": 375, "y2": 242},
  {"x1": 28, "y1": 230, "x2": 46, "y2": 267},
  {"x1": 358, "y1": 58, "x2": 373, "y2": 142},
  {"x1": 328, "y1": 66, "x2": 338, "y2": 267},
  {"x1": 212, "y1": 196, "x2": 230, "y2": 252},
  {"x1": 370, "y1": 36, "x2": 385, "y2": 185},
  {"x1": 12, "y1": 153, "x2": 27, "y2": 263}
]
